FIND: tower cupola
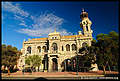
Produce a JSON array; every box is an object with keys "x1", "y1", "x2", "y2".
[
  {"x1": 80, "y1": 8, "x2": 88, "y2": 20},
  {"x1": 80, "y1": 9, "x2": 93, "y2": 37}
]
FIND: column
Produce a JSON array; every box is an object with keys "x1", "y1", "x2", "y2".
[
  {"x1": 58, "y1": 58, "x2": 62, "y2": 72},
  {"x1": 40, "y1": 64, "x2": 44, "y2": 72},
  {"x1": 41, "y1": 46, "x2": 43, "y2": 53},
  {"x1": 76, "y1": 40, "x2": 79, "y2": 53},
  {"x1": 83, "y1": 26, "x2": 86, "y2": 32},
  {"x1": 88, "y1": 24, "x2": 91, "y2": 32},
  {"x1": 48, "y1": 57, "x2": 52, "y2": 72}
]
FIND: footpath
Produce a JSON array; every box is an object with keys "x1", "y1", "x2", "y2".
[{"x1": 1, "y1": 70, "x2": 119, "y2": 80}]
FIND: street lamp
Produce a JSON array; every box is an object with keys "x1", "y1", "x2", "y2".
[
  {"x1": 76, "y1": 52, "x2": 78, "y2": 75},
  {"x1": 75, "y1": 36, "x2": 78, "y2": 75}
]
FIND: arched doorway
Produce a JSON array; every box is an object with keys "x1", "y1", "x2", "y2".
[
  {"x1": 65, "y1": 59, "x2": 72, "y2": 71},
  {"x1": 52, "y1": 58, "x2": 58, "y2": 71}
]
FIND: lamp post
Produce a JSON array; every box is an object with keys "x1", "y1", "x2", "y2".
[
  {"x1": 76, "y1": 52, "x2": 78, "y2": 75},
  {"x1": 75, "y1": 36, "x2": 78, "y2": 75}
]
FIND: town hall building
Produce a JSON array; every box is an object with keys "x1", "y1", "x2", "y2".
[{"x1": 18, "y1": 9, "x2": 98, "y2": 72}]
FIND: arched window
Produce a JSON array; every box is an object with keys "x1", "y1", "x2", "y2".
[
  {"x1": 82, "y1": 42, "x2": 88, "y2": 47},
  {"x1": 72, "y1": 44, "x2": 77, "y2": 51},
  {"x1": 52, "y1": 43, "x2": 58, "y2": 51},
  {"x1": 66, "y1": 44, "x2": 70, "y2": 51},
  {"x1": 27, "y1": 46, "x2": 31, "y2": 54},
  {"x1": 62, "y1": 46, "x2": 64, "y2": 51},
  {"x1": 37, "y1": 46, "x2": 41, "y2": 53},
  {"x1": 42, "y1": 46, "x2": 47, "y2": 52},
  {"x1": 86, "y1": 25, "x2": 89, "y2": 31}
]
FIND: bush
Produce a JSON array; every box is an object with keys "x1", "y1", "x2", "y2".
[
  {"x1": 2, "y1": 70, "x2": 8, "y2": 73},
  {"x1": 111, "y1": 66, "x2": 118, "y2": 71},
  {"x1": 10, "y1": 68, "x2": 19, "y2": 73},
  {"x1": 22, "y1": 67, "x2": 32, "y2": 73}
]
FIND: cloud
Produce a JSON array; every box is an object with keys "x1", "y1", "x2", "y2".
[
  {"x1": 17, "y1": 12, "x2": 72, "y2": 37},
  {"x1": 2, "y1": 2, "x2": 72, "y2": 37},
  {"x1": 30, "y1": 13, "x2": 64, "y2": 29},
  {"x1": 59, "y1": 29, "x2": 73, "y2": 36},
  {"x1": 19, "y1": 23, "x2": 27, "y2": 27},
  {"x1": 2, "y1": 2, "x2": 29, "y2": 27},
  {"x1": 17, "y1": 27, "x2": 53, "y2": 37},
  {"x1": 2, "y1": 2, "x2": 29, "y2": 17},
  {"x1": 14, "y1": 15, "x2": 24, "y2": 21}
]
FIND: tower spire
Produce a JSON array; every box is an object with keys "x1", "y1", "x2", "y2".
[
  {"x1": 82, "y1": 8, "x2": 84, "y2": 12},
  {"x1": 80, "y1": 8, "x2": 88, "y2": 20}
]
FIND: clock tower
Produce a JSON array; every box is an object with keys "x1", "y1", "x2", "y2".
[{"x1": 80, "y1": 9, "x2": 93, "y2": 37}]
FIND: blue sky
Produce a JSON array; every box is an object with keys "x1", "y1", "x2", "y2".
[{"x1": 2, "y1": 1, "x2": 119, "y2": 50}]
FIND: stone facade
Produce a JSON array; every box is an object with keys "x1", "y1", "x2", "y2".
[{"x1": 18, "y1": 9, "x2": 98, "y2": 72}]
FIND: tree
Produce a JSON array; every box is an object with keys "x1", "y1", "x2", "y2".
[
  {"x1": 25, "y1": 55, "x2": 42, "y2": 71},
  {"x1": 95, "y1": 31, "x2": 119, "y2": 74},
  {"x1": 1, "y1": 44, "x2": 22, "y2": 74},
  {"x1": 73, "y1": 45, "x2": 96, "y2": 72},
  {"x1": 77, "y1": 31, "x2": 118, "y2": 74}
]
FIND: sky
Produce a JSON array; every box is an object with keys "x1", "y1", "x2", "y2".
[{"x1": 2, "y1": 1, "x2": 119, "y2": 50}]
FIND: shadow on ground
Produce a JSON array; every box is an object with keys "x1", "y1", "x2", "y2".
[
  {"x1": 34, "y1": 77, "x2": 48, "y2": 80},
  {"x1": 104, "y1": 74, "x2": 119, "y2": 77}
]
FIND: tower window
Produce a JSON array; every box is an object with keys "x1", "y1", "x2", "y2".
[
  {"x1": 83, "y1": 22, "x2": 85, "y2": 25},
  {"x1": 86, "y1": 25, "x2": 89, "y2": 31},
  {"x1": 62, "y1": 46, "x2": 64, "y2": 51}
]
